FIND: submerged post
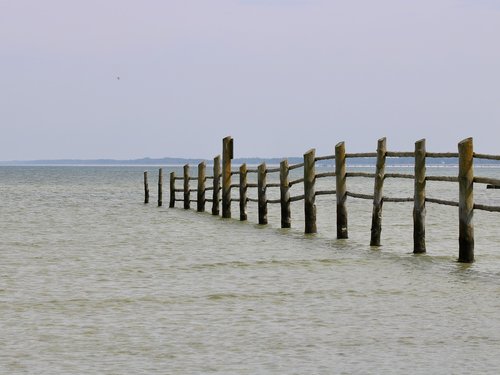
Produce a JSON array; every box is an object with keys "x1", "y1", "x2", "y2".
[
  {"x1": 413, "y1": 139, "x2": 426, "y2": 253},
  {"x1": 197, "y1": 162, "x2": 206, "y2": 212},
  {"x1": 183, "y1": 164, "x2": 190, "y2": 210},
  {"x1": 258, "y1": 163, "x2": 268, "y2": 225},
  {"x1": 335, "y1": 142, "x2": 348, "y2": 239},
  {"x1": 304, "y1": 149, "x2": 317, "y2": 234},
  {"x1": 239, "y1": 163, "x2": 248, "y2": 221},
  {"x1": 169, "y1": 171, "x2": 175, "y2": 208},
  {"x1": 458, "y1": 137, "x2": 474, "y2": 263},
  {"x1": 158, "y1": 168, "x2": 163, "y2": 207},
  {"x1": 280, "y1": 160, "x2": 291, "y2": 228},
  {"x1": 370, "y1": 138, "x2": 386, "y2": 246},
  {"x1": 222, "y1": 136, "x2": 233, "y2": 218},
  {"x1": 144, "y1": 171, "x2": 149, "y2": 204},
  {"x1": 212, "y1": 155, "x2": 221, "y2": 216}
]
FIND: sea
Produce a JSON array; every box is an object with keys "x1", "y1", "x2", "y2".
[{"x1": 2, "y1": 164, "x2": 500, "y2": 374}]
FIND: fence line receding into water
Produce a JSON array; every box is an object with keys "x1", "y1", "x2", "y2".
[{"x1": 146, "y1": 136, "x2": 500, "y2": 263}]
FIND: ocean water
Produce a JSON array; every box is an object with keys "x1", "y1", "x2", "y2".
[{"x1": 2, "y1": 165, "x2": 500, "y2": 374}]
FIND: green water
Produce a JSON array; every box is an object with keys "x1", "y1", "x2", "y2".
[{"x1": 1, "y1": 166, "x2": 500, "y2": 374}]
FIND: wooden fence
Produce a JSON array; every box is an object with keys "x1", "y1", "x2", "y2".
[{"x1": 146, "y1": 136, "x2": 500, "y2": 263}]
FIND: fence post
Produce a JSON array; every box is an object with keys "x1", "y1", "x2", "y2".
[
  {"x1": 239, "y1": 164, "x2": 248, "y2": 221},
  {"x1": 370, "y1": 138, "x2": 386, "y2": 246},
  {"x1": 169, "y1": 171, "x2": 175, "y2": 208},
  {"x1": 222, "y1": 136, "x2": 233, "y2": 218},
  {"x1": 335, "y1": 142, "x2": 348, "y2": 239},
  {"x1": 413, "y1": 139, "x2": 426, "y2": 253},
  {"x1": 183, "y1": 164, "x2": 190, "y2": 210},
  {"x1": 304, "y1": 149, "x2": 317, "y2": 234},
  {"x1": 258, "y1": 163, "x2": 268, "y2": 225},
  {"x1": 212, "y1": 155, "x2": 221, "y2": 215},
  {"x1": 158, "y1": 168, "x2": 163, "y2": 207},
  {"x1": 197, "y1": 162, "x2": 206, "y2": 212},
  {"x1": 144, "y1": 171, "x2": 149, "y2": 204},
  {"x1": 280, "y1": 160, "x2": 291, "y2": 228},
  {"x1": 458, "y1": 137, "x2": 474, "y2": 263}
]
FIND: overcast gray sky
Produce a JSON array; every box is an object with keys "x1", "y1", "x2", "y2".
[{"x1": 1, "y1": 0, "x2": 499, "y2": 160}]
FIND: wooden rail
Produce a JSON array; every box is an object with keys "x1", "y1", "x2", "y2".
[{"x1": 149, "y1": 136, "x2": 500, "y2": 264}]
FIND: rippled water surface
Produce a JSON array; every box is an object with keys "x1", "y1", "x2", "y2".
[{"x1": 2, "y1": 165, "x2": 500, "y2": 374}]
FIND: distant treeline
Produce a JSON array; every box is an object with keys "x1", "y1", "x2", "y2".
[{"x1": 2, "y1": 156, "x2": 500, "y2": 166}]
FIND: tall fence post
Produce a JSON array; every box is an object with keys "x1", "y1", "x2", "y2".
[
  {"x1": 144, "y1": 171, "x2": 149, "y2": 204},
  {"x1": 304, "y1": 149, "x2": 317, "y2": 234},
  {"x1": 239, "y1": 164, "x2": 248, "y2": 221},
  {"x1": 183, "y1": 164, "x2": 190, "y2": 210},
  {"x1": 280, "y1": 160, "x2": 291, "y2": 228},
  {"x1": 413, "y1": 139, "x2": 426, "y2": 253},
  {"x1": 212, "y1": 155, "x2": 221, "y2": 215},
  {"x1": 370, "y1": 138, "x2": 386, "y2": 246},
  {"x1": 458, "y1": 137, "x2": 474, "y2": 263},
  {"x1": 222, "y1": 136, "x2": 233, "y2": 218},
  {"x1": 258, "y1": 163, "x2": 268, "y2": 225},
  {"x1": 158, "y1": 168, "x2": 163, "y2": 207},
  {"x1": 335, "y1": 142, "x2": 348, "y2": 239},
  {"x1": 169, "y1": 171, "x2": 175, "y2": 208},
  {"x1": 197, "y1": 162, "x2": 206, "y2": 212}
]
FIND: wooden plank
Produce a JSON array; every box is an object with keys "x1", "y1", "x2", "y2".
[
  {"x1": 183, "y1": 164, "x2": 190, "y2": 210},
  {"x1": 386, "y1": 151, "x2": 414, "y2": 157},
  {"x1": 426, "y1": 152, "x2": 459, "y2": 158},
  {"x1": 316, "y1": 172, "x2": 336, "y2": 179},
  {"x1": 426, "y1": 176, "x2": 459, "y2": 182},
  {"x1": 288, "y1": 162, "x2": 305, "y2": 170},
  {"x1": 212, "y1": 155, "x2": 221, "y2": 215},
  {"x1": 413, "y1": 139, "x2": 426, "y2": 254},
  {"x1": 346, "y1": 172, "x2": 376, "y2": 178},
  {"x1": 144, "y1": 171, "x2": 149, "y2": 204},
  {"x1": 346, "y1": 152, "x2": 378, "y2": 158},
  {"x1": 315, "y1": 154, "x2": 335, "y2": 162},
  {"x1": 458, "y1": 137, "x2": 474, "y2": 263},
  {"x1": 222, "y1": 136, "x2": 233, "y2": 218},
  {"x1": 475, "y1": 176, "x2": 500, "y2": 186},
  {"x1": 158, "y1": 168, "x2": 163, "y2": 207},
  {"x1": 474, "y1": 153, "x2": 500, "y2": 161},
  {"x1": 304, "y1": 149, "x2": 317, "y2": 234},
  {"x1": 197, "y1": 162, "x2": 206, "y2": 212},
  {"x1": 336, "y1": 142, "x2": 348, "y2": 239},
  {"x1": 239, "y1": 164, "x2": 248, "y2": 221},
  {"x1": 347, "y1": 191, "x2": 374, "y2": 200},
  {"x1": 289, "y1": 194, "x2": 305, "y2": 202},
  {"x1": 169, "y1": 171, "x2": 175, "y2": 208},
  {"x1": 280, "y1": 160, "x2": 291, "y2": 228},
  {"x1": 258, "y1": 163, "x2": 268, "y2": 225},
  {"x1": 315, "y1": 190, "x2": 336, "y2": 196},
  {"x1": 370, "y1": 138, "x2": 386, "y2": 246}
]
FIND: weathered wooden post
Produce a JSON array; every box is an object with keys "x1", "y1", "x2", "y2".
[
  {"x1": 335, "y1": 142, "x2": 348, "y2": 239},
  {"x1": 169, "y1": 171, "x2": 175, "y2": 208},
  {"x1": 280, "y1": 160, "x2": 291, "y2": 228},
  {"x1": 239, "y1": 163, "x2": 248, "y2": 221},
  {"x1": 304, "y1": 149, "x2": 317, "y2": 234},
  {"x1": 370, "y1": 138, "x2": 386, "y2": 246},
  {"x1": 413, "y1": 139, "x2": 426, "y2": 253},
  {"x1": 212, "y1": 155, "x2": 221, "y2": 216},
  {"x1": 458, "y1": 137, "x2": 474, "y2": 263},
  {"x1": 183, "y1": 164, "x2": 190, "y2": 210},
  {"x1": 197, "y1": 162, "x2": 206, "y2": 212},
  {"x1": 222, "y1": 136, "x2": 233, "y2": 218},
  {"x1": 144, "y1": 171, "x2": 149, "y2": 204},
  {"x1": 158, "y1": 168, "x2": 163, "y2": 207},
  {"x1": 258, "y1": 163, "x2": 268, "y2": 225}
]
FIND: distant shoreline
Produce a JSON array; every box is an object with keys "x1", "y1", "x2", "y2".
[{"x1": 1, "y1": 156, "x2": 499, "y2": 167}]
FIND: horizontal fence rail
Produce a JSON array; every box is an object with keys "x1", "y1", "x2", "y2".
[{"x1": 147, "y1": 136, "x2": 500, "y2": 264}]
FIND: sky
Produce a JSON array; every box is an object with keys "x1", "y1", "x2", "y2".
[{"x1": 1, "y1": 0, "x2": 499, "y2": 160}]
